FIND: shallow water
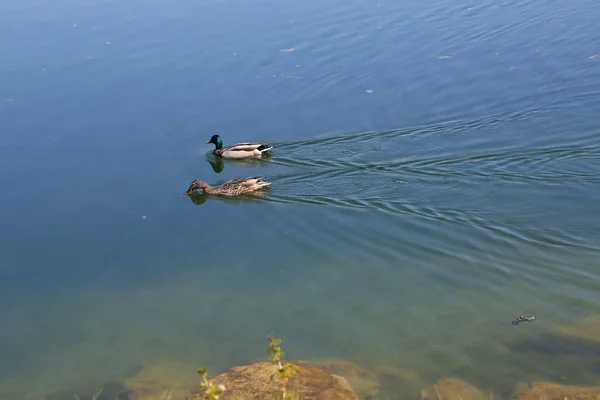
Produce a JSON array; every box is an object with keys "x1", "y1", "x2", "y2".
[{"x1": 1, "y1": 0, "x2": 600, "y2": 398}]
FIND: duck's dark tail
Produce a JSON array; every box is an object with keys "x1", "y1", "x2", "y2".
[{"x1": 257, "y1": 144, "x2": 273, "y2": 153}]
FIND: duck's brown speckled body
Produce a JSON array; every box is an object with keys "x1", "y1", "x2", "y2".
[{"x1": 184, "y1": 177, "x2": 272, "y2": 196}]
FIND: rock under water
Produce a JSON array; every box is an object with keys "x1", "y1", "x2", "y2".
[
  {"x1": 315, "y1": 359, "x2": 380, "y2": 398},
  {"x1": 420, "y1": 377, "x2": 486, "y2": 400},
  {"x1": 513, "y1": 381, "x2": 600, "y2": 400}
]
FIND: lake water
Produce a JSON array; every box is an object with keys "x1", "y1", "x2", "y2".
[{"x1": 1, "y1": 0, "x2": 600, "y2": 398}]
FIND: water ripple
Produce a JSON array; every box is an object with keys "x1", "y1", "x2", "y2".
[{"x1": 250, "y1": 111, "x2": 600, "y2": 255}]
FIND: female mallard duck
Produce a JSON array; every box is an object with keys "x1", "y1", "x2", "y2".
[
  {"x1": 206, "y1": 134, "x2": 273, "y2": 158},
  {"x1": 183, "y1": 176, "x2": 272, "y2": 196}
]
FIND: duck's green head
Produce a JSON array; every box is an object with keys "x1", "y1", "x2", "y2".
[{"x1": 206, "y1": 134, "x2": 223, "y2": 149}]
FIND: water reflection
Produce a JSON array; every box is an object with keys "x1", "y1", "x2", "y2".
[
  {"x1": 205, "y1": 152, "x2": 273, "y2": 174},
  {"x1": 187, "y1": 192, "x2": 210, "y2": 205}
]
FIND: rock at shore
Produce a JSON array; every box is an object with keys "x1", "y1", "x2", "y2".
[
  {"x1": 190, "y1": 360, "x2": 358, "y2": 400},
  {"x1": 513, "y1": 382, "x2": 600, "y2": 400},
  {"x1": 421, "y1": 377, "x2": 486, "y2": 400}
]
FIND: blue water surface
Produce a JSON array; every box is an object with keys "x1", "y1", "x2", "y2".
[{"x1": 1, "y1": 0, "x2": 600, "y2": 398}]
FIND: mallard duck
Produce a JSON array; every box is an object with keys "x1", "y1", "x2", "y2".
[
  {"x1": 206, "y1": 134, "x2": 273, "y2": 158},
  {"x1": 183, "y1": 176, "x2": 272, "y2": 196}
]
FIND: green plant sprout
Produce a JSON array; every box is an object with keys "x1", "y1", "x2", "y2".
[
  {"x1": 197, "y1": 368, "x2": 226, "y2": 400},
  {"x1": 267, "y1": 331, "x2": 296, "y2": 400}
]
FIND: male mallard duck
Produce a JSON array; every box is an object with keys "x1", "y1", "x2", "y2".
[
  {"x1": 183, "y1": 176, "x2": 272, "y2": 196},
  {"x1": 206, "y1": 134, "x2": 273, "y2": 158}
]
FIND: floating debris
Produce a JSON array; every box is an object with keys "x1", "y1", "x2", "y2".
[
  {"x1": 436, "y1": 55, "x2": 452, "y2": 59},
  {"x1": 365, "y1": 89, "x2": 374, "y2": 93},
  {"x1": 6, "y1": 98, "x2": 13, "y2": 102},
  {"x1": 512, "y1": 315, "x2": 536, "y2": 325},
  {"x1": 279, "y1": 48, "x2": 296, "y2": 52},
  {"x1": 589, "y1": 54, "x2": 599, "y2": 60},
  {"x1": 106, "y1": 41, "x2": 113, "y2": 45},
  {"x1": 288, "y1": 75, "x2": 299, "y2": 79}
]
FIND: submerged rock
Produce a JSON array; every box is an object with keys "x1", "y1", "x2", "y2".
[
  {"x1": 557, "y1": 315, "x2": 600, "y2": 344},
  {"x1": 42, "y1": 382, "x2": 131, "y2": 400},
  {"x1": 513, "y1": 382, "x2": 600, "y2": 400},
  {"x1": 504, "y1": 314, "x2": 600, "y2": 383},
  {"x1": 315, "y1": 359, "x2": 380, "y2": 398},
  {"x1": 190, "y1": 360, "x2": 358, "y2": 400},
  {"x1": 374, "y1": 365, "x2": 424, "y2": 400},
  {"x1": 421, "y1": 377, "x2": 485, "y2": 400},
  {"x1": 499, "y1": 314, "x2": 600, "y2": 387},
  {"x1": 124, "y1": 360, "x2": 199, "y2": 400}
]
